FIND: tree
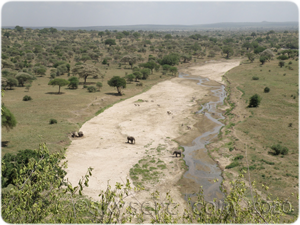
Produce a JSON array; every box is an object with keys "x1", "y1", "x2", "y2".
[
  {"x1": 242, "y1": 42, "x2": 252, "y2": 50},
  {"x1": 48, "y1": 78, "x2": 69, "y2": 94},
  {"x1": 2, "y1": 104, "x2": 17, "y2": 131},
  {"x1": 125, "y1": 74, "x2": 135, "y2": 83},
  {"x1": 120, "y1": 55, "x2": 138, "y2": 69},
  {"x1": 181, "y1": 54, "x2": 192, "y2": 63},
  {"x1": 15, "y1": 73, "x2": 33, "y2": 87},
  {"x1": 278, "y1": 61, "x2": 285, "y2": 68},
  {"x1": 259, "y1": 56, "x2": 267, "y2": 65},
  {"x1": 33, "y1": 66, "x2": 47, "y2": 76},
  {"x1": 222, "y1": 46, "x2": 234, "y2": 59},
  {"x1": 98, "y1": 31, "x2": 104, "y2": 37},
  {"x1": 14, "y1": 25, "x2": 24, "y2": 32},
  {"x1": 141, "y1": 68, "x2": 151, "y2": 80},
  {"x1": 164, "y1": 34, "x2": 172, "y2": 40},
  {"x1": 107, "y1": 76, "x2": 126, "y2": 95},
  {"x1": 169, "y1": 66, "x2": 178, "y2": 76},
  {"x1": 248, "y1": 94, "x2": 262, "y2": 107},
  {"x1": 116, "y1": 32, "x2": 124, "y2": 42},
  {"x1": 3, "y1": 31, "x2": 10, "y2": 38},
  {"x1": 246, "y1": 52, "x2": 255, "y2": 62},
  {"x1": 132, "y1": 32, "x2": 141, "y2": 39},
  {"x1": 96, "y1": 82, "x2": 103, "y2": 91},
  {"x1": 87, "y1": 86, "x2": 97, "y2": 93},
  {"x1": 160, "y1": 53, "x2": 180, "y2": 66},
  {"x1": 6, "y1": 77, "x2": 18, "y2": 89},
  {"x1": 2, "y1": 60, "x2": 15, "y2": 69},
  {"x1": 133, "y1": 71, "x2": 142, "y2": 82},
  {"x1": 139, "y1": 61, "x2": 158, "y2": 74},
  {"x1": 260, "y1": 49, "x2": 274, "y2": 61},
  {"x1": 68, "y1": 76, "x2": 79, "y2": 89},
  {"x1": 49, "y1": 27, "x2": 57, "y2": 34},
  {"x1": 72, "y1": 64, "x2": 100, "y2": 85},
  {"x1": 104, "y1": 39, "x2": 116, "y2": 46}
]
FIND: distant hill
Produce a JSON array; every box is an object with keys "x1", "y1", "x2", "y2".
[{"x1": 2, "y1": 21, "x2": 298, "y2": 31}]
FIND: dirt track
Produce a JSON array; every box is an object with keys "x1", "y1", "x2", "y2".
[{"x1": 64, "y1": 59, "x2": 241, "y2": 209}]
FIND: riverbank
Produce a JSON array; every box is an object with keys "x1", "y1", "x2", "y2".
[{"x1": 64, "y1": 59, "x2": 241, "y2": 214}]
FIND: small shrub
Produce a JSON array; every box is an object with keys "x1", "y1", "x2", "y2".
[
  {"x1": 87, "y1": 86, "x2": 97, "y2": 92},
  {"x1": 277, "y1": 55, "x2": 289, "y2": 60},
  {"x1": 248, "y1": 94, "x2": 262, "y2": 107},
  {"x1": 49, "y1": 119, "x2": 57, "y2": 124},
  {"x1": 252, "y1": 76, "x2": 259, "y2": 80},
  {"x1": 23, "y1": 95, "x2": 32, "y2": 101},
  {"x1": 288, "y1": 61, "x2": 292, "y2": 65},
  {"x1": 264, "y1": 87, "x2": 270, "y2": 93},
  {"x1": 234, "y1": 155, "x2": 244, "y2": 160},
  {"x1": 136, "y1": 82, "x2": 143, "y2": 86},
  {"x1": 261, "y1": 159, "x2": 275, "y2": 165},
  {"x1": 225, "y1": 161, "x2": 239, "y2": 169},
  {"x1": 271, "y1": 144, "x2": 289, "y2": 155}
]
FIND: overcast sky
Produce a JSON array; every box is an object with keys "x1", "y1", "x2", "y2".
[{"x1": 1, "y1": 1, "x2": 299, "y2": 27}]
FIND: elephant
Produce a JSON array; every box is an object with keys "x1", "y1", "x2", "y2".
[
  {"x1": 71, "y1": 132, "x2": 78, "y2": 138},
  {"x1": 127, "y1": 136, "x2": 135, "y2": 144},
  {"x1": 173, "y1": 151, "x2": 182, "y2": 157}
]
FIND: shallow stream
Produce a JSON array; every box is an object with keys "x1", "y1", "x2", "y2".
[{"x1": 179, "y1": 72, "x2": 226, "y2": 202}]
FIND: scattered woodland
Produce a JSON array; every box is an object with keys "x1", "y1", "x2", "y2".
[{"x1": 1, "y1": 25, "x2": 299, "y2": 223}]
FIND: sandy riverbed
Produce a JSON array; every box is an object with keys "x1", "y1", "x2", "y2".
[{"x1": 64, "y1": 59, "x2": 241, "y2": 214}]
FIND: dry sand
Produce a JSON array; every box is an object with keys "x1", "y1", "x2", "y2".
[{"x1": 64, "y1": 59, "x2": 241, "y2": 212}]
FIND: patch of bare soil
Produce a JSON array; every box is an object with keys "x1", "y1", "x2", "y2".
[{"x1": 64, "y1": 59, "x2": 241, "y2": 216}]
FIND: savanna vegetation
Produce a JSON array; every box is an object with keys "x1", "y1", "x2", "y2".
[{"x1": 1, "y1": 25, "x2": 298, "y2": 223}]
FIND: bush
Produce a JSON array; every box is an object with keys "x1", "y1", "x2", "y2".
[
  {"x1": 271, "y1": 144, "x2": 289, "y2": 155},
  {"x1": 225, "y1": 161, "x2": 239, "y2": 169},
  {"x1": 277, "y1": 55, "x2": 289, "y2": 60},
  {"x1": 68, "y1": 76, "x2": 79, "y2": 89},
  {"x1": 233, "y1": 155, "x2": 244, "y2": 160},
  {"x1": 23, "y1": 95, "x2": 32, "y2": 101},
  {"x1": 264, "y1": 87, "x2": 270, "y2": 93},
  {"x1": 49, "y1": 119, "x2": 57, "y2": 124},
  {"x1": 87, "y1": 86, "x2": 97, "y2": 92},
  {"x1": 248, "y1": 94, "x2": 262, "y2": 107},
  {"x1": 252, "y1": 76, "x2": 259, "y2": 80}
]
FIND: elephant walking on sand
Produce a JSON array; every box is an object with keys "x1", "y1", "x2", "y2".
[
  {"x1": 127, "y1": 136, "x2": 135, "y2": 144},
  {"x1": 173, "y1": 151, "x2": 181, "y2": 157}
]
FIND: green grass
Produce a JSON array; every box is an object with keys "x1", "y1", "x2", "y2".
[
  {"x1": 2, "y1": 57, "x2": 175, "y2": 156},
  {"x1": 129, "y1": 154, "x2": 167, "y2": 187},
  {"x1": 225, "y1": 59, "x2": 299, "y2": 216}
]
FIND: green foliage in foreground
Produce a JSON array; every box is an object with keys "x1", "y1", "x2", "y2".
[
  {"x1": 1, "y1": 104, "x2": 17, "y2": 131},
  {"x1": 1, "y1": 143, "x2": 296, "y2": 223}
]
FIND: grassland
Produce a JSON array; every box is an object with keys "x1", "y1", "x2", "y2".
[
  {"x1": 207, "y1": 58, "x2": 298, "y2": 219},
  {"x1": 1, "y1": 64, "x2": 176, "y2": 156}
]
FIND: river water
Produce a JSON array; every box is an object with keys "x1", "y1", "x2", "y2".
[{"x1": 178, "y1": 72, "x2": 226, "y2": 202}]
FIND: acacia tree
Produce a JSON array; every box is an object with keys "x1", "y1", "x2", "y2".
[
  {"x1": 2, "y1": 104, "x2": 17, "y2": 131},
  {"x1": 2, "y1": 60, "x2": 15, "y2": 69},
  {"x1": 104, "y1": 39, "x2": 116, "y2": 46},
  {"x1": 48, "y1": 78, "x2": 69, "y2": 94},
  {"x1": 15, "y1": 73, "x2": 33, "y2": 87},
  {"x1": 72, "y1": 64, "x2": 100, "y2": 85},
  {"x1": 222, "y1": 46, "x2": 234, "y2": 59},
  {"x1": 107, "y1": 76, "x2": 126, "y2": 95}
]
